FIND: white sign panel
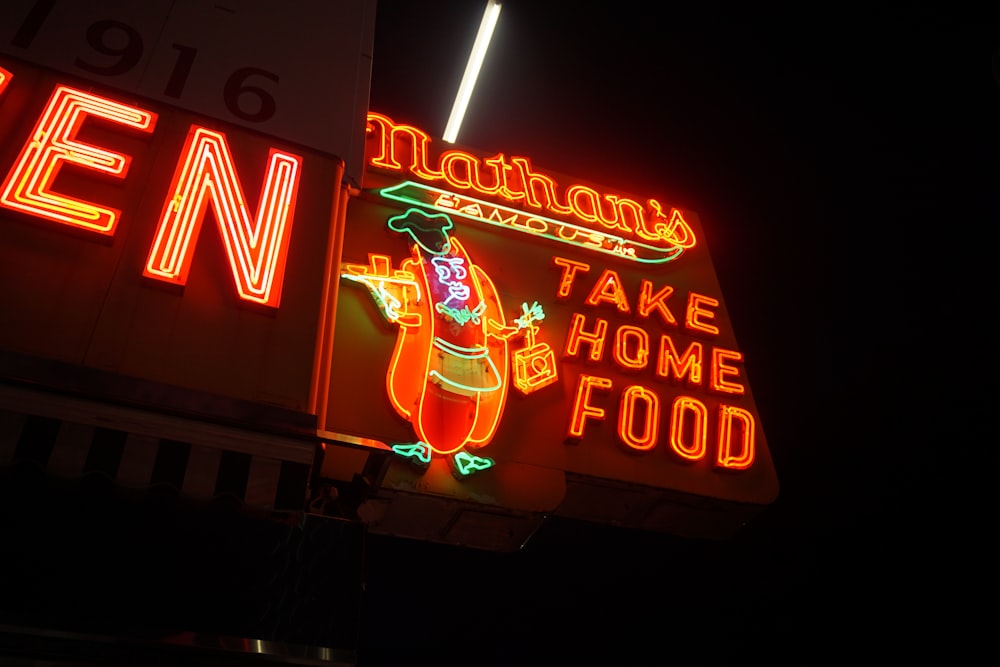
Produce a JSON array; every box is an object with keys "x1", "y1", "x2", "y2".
[{"x1": 0, "y1": 0, "x2": 375, "y2": 185}]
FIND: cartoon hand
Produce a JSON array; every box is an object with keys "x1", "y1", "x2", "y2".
[{"x1": 515, "y1": 301, "x2": 545, "y2": 330}]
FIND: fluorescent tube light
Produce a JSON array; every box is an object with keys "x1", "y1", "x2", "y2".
[{"x1": 443, "y1": 0, "x2": 502, "y2": 144}]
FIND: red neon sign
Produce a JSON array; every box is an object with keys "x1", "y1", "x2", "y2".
[
  {"x1": 342, "y1": 208, "x2": 558, "y2": 477},
  {"x1": 143, "y1": 126, "x2": 301, "y2": 307},
  {"x1": 0, "y1": 72, "x2": 302, "y2": 308},
  {"x1": 329, "y1": 110, "x2": 775, "y2": 514},
  {"x1": 554, "y1": 256, "x2": 758, "y2": 469},
  {"x1": 340, "y1": 218, "x2": 760, "y2": 474},
  {"x1": 366, "y1": 112, "x2": 697, "y2": 256},
  {"x1": 0, "y1": 85, "x2": 156, "y2": 235}
]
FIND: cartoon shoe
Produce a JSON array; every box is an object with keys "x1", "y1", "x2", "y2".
[
  {"x1": 390, "y1": 441, "x2": 432, "y2": 469},
  {"x1": 449, "y1": 450, "x2": 495, "y2": 479}
]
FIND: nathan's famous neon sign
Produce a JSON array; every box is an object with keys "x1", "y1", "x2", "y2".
[
  {"x1": 0, "y1": 67, "x2": 300, "y2": 308},
  {"x1": 366, "y1": 113, "x2": 696, "y2": 263},
  {"x1": 350, "y1": 115, "x2": 756, "y2": 478},
  {"x1": 342, "y1": 208, "x2": 755, "y2": 478}
]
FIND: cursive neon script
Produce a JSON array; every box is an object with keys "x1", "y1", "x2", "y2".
[{"x1": 366, "y1": 112, "x2": 696, "y2": 253}]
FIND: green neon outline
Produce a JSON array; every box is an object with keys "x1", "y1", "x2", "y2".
[
  {"x1": 515, "y1": 300, "x2": 545, "y2": 329},
  {"x1": 341, "y1": 271, "x2": 422, "y2": 323},
  {"x1": 434, "y1": 298, "x2": 486, "y2": 325},
  {"x1": 379, "y1": 181, "x2": 685, "y2": 264},
  {"x1": 428, "y1": 369, "x2": 501, "y2": 393},
  {"x1": 428, "y1": 337, "x2": 502, "y2": 392},
  {"x1": 433, "y1": 337, "x2": 491, "y2": 358},
  {"x1": 452, "y1": 451, "x2": 495, "y2": 477},
  {"x1": 386, "y1": 207, "x2": 454, "y2": 255},
  {"x1": 391, "y1": 441, "x2": 432, "y2": 464}
]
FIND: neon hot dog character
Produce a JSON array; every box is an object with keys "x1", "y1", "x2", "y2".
[{"x1": 342, "y1": 209, "x2": 553, "y2": 477}]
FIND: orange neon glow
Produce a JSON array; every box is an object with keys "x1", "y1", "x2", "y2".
[
  {"x1": 563, "y1": 313, "x2": 608, "y2": 363},
  {"x1": 413, "y1": 241, "x2": 512, "y2": 454},
  {"x1": 0, "y1": 67, "x2": 11, "y2": 97},
  {"x1": 512, "y1": 305, "x2": 559, "y2": 395},
  {"x1": 710, "y1": 347, "x2": 746, "y2": 395},
  {"x1": 366, "y1": 112, "x2": 442, "y2": 180},
  {"x1": 669, "y1": 395, "x2": 708, "y2": 462},
  {"x1": 366, "y1": 112, "x2": 697, "y2": 253},
  {"x1": 552, "y1": 256, "x2": 590, "y2": 299},
  {"x1": 618, "y1": 385, "x2": 659, "y2": 451},
  {"x1": 510, "y1": 157, "x2": 571, "y2": 214},
  {"x1": 646, "y1": 200, "x2": 697, "y2": 248},
  {"x1": 716, "y1": 405, "x2": 756, "y2": 469},
  {"x1": 0, "y1": 85, "x2": 156, "y2": 235},
  {"x1": 685, "y1": 292, "x2": 720, "y2": 335},
  {"x1": 613, "y1": 325, "x2": 649, "y2": 371},
  {"x1": 378, "y1": 256, "x2": 426, "y2": 421},
  {"x1": 637, "y1": 280, "x2": 677, "y2": 325},
  {"x1": 341, "y1": 253, "x2": 423, "y2": 328},
  {"x1": 440, "y1": 151, "x2": 503, "y2": 195},
  {"x1": 343, "y1": 209, "x2": 552, "y2": 461},
  {"x1": 566, "y1": 184, "x2": 630, "y2": 228},
  {"x1": 376, "y1": 237, "x2": 512, "y2": 455},
  {"x1": 567, "y1": 374, "x2": 613, "y2": 441},
  {"x1": 656, "y1": 336, "x2": 703, "y2": 386},
  {"x1": 584, "y1": 269, "x2": 630, "y2": 313},
  {"x1": 143, "y1": 126, "x2": 301, "y2": 307},
  {"x1": 513, "y1": 340, "x2": 559, "y2": 395}
]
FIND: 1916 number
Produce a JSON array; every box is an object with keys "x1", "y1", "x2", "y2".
[{"x1": 10, "y1": 0, "x2": 280, "y2": 122}]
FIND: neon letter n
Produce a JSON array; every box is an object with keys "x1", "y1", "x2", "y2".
[{"x1": 144, "y1": 126, "x2": 302, "y2": 308}]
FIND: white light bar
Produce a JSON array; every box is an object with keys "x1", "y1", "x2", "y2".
[{"x1": 442, "y1": 0, "x2": 502, "y2": 144}]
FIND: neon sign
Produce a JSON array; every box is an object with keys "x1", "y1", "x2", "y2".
[
  {"x1": 379, "y1": 181, "x2": 692, "y2": 263},
  {"x1": 143, "y1": 126, "x2": 301, "y2": 307},
  {"x1": 341, "y1": 211, "x2": 757, "y2": 476},
  {"x1": 0, "y1": 84, "x2": 156, "y2": 235},
  {"x1": 342, "y1": 208, "x2": 558, "y2": 477},
  {"x1": 0, "y1": 68, "x2": 302, "y2": 308},
  {"x1": 338, "y1": 112, "x2": 766, "y2": 481},
  {"x1": 0, "y1": 66, "x2": 12, "y2": 97},
  {"x1": 366, "y1": 113, "x2": 697, "y2": 261},
  {"x1": 555, "y1": 261, "x2": 756, "y2": 467}
]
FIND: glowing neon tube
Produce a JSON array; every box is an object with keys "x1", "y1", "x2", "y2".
[
  {"x1": 380, "y1": 181, "x2": 688, "y2": 263},
  {"x1": 443, "y1": 0, "x2": 502, "y2": 143}
]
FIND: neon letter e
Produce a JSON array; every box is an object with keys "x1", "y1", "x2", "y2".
[{"x1": 0, "y1": 85, "x2": 156, "y2": 235}]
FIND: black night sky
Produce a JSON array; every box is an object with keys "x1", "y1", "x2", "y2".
[{"x1": 357, "y1": 2, "x2": 997, "y2": 664}]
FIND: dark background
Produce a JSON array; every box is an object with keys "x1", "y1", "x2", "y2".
[{"x1": 357, "y1": 2, "x2": 997, "y2": 664}]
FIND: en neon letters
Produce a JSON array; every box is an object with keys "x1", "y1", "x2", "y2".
[
  {"x1": 143, "y1": 126, "x2": 301, "y2": 307},
  {"x1": 0, "y1": 76, "x2": 302, "y2": 308}
]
